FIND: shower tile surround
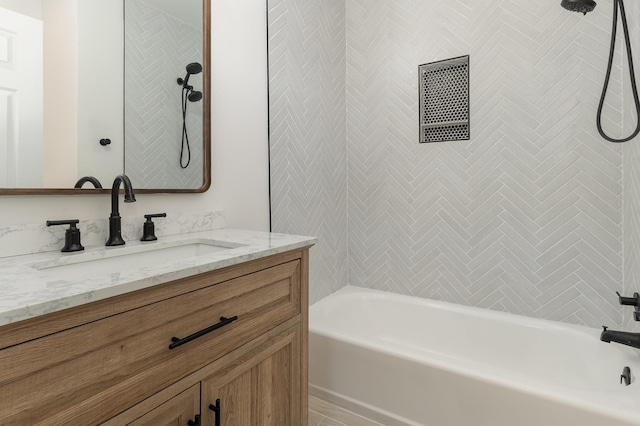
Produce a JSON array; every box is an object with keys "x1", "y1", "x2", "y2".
[
  {"x1": 268, "y1": 0, "x2": 348, "y2": 304},
  {"x1": 124, "y1": 0, "x2": 204, "y2": 190},
  {"x1": 623, "y1": 0, "x2": 640, "y2": 330},
  {"x1": 268, "y1": 0, "x2": 640, "y2": 328}
]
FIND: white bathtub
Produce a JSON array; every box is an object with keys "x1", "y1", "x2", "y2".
[{"x1": 309, "y1": 286, "x2": 640, "y2": 426}]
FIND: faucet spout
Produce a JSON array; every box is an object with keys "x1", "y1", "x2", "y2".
[
  {"x1": 601, "y1": 327, "x2": 640, "y2": 350},
  {"x1": 106, "y1": 175, "x2": 136, "y2": 246},
  {"x1": 74, "y1": 176, "x2": 103, "y2": 189}
]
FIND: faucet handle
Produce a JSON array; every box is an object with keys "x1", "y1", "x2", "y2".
[
  {"x1": 144, "y1": 213, "x2": 167, "y2": 220},
  {"x1": 616, "y1": 291, "x2": 639, "y2": 307},
  {"x1": 616, "y1": 292, "x2": 640, "y2": 322},
  {"x1": 46, "y1": 219, "x2": 84, "y2": 252},
  {"x1": 46, "y1": 219, "x2": 79, "y2": 227},
  {"x1": 141, "y1": 213, "x2": 166, "y2": 242}
]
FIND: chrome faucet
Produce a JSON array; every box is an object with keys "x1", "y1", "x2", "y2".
[
  {"x1": 600, "y1": 326, "x2": 640, "y2": 350},
  {"x1": 106, "y1": 175, "x2": 136, "y2": 246}
]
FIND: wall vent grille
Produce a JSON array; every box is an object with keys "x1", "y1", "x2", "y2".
[{"x1": 419, "y1": 55, "x2": 469, "y2": 143}]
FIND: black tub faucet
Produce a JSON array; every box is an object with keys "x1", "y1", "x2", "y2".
[
  {"x1": 106, "y1": 175, "x2": 136, "y2": 246},
  {"x1": 601, "y1": 326, "x2": 640, "y2": 350}
]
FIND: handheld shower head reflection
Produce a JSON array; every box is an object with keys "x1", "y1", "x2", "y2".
[
  {"x1": 185, "y1": 62, "x2": 202, "y2": 75},
  {"x1": 561, "y1": 0, "x2": 596, "y2": 15},
  {"x1": 178, "y1": 62, "x2": 203, "y2": 169},
  {"x1": 188, "y1": 91, "x2": 203, "y2": 102},
  {"x1": 177, "y1": 62, "x2": 202, "y2": 87}
]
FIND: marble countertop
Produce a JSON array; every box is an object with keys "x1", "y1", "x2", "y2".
[{"x1": 0, "y1": 229, "x2": 317, "y2": 327}]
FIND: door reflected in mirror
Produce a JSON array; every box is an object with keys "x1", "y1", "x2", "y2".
[{"x1": 0, "y1": 0, "x2": 209, "y2": 193}]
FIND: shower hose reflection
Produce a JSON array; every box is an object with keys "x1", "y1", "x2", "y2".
[{"x1": 596, "y1": 0, "x2": 640, "y2": 142}]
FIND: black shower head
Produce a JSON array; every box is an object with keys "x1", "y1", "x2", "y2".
[
  {"x1": 188, "y1": 91, "x2": 203, "y2": 102},
  {"x1": 561, "y1": 0, "x2": 596, "y2": 15},
  {"x1": 185, "y1": 62, "x2": 202, "y2": 75},
  {"x1": 177, "y1": 62, "x2": 203, "y2": 87}
]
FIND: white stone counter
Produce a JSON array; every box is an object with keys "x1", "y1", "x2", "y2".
[{"x1": 0, "y1": 229, "x2": 316, "y2": 326}]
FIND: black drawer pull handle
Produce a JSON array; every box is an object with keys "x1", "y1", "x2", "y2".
[
  {"x1": 209, "y1": 399, "x2": 221, "y2": 426},
  {"x1": 169, "y1": 316, "x2": 238, "y2": 349},
  {"x1": 187, "y1": 414, "x2": 201, "y2": 426}
]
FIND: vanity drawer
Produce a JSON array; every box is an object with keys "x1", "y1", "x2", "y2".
[{"x1": 0, "y1": 259, "x2": 301, "y2": 424}]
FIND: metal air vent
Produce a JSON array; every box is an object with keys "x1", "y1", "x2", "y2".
[{"x1": 419, "y1": 55, "x2": 470, "y2": 143}]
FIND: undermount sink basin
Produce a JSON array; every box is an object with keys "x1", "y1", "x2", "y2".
[{"x1": 32, "y1": 239, "x2": 240, "y2": 281}]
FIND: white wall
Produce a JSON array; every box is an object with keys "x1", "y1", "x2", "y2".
[
  {"x1": 77, "y1": 0, "x2": 123, "y2": 185},
  {"x1": 1, "y1": 0, "x2": 270, "y2": 232},
  {"x1": 42, "y1": 0, "x2": 78, "y2": 187}
]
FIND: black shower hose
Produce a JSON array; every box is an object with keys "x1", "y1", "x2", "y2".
[
  {"x1": 597, "y1": 0, "x2": 640, "y2": 143},
  {"x1": 180, "y1": 86, "x2": 191, "y2": 169}
]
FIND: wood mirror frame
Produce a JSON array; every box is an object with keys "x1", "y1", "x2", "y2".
[{"x1": 0, "y1": 0, "x2": 211, "y2": 196}]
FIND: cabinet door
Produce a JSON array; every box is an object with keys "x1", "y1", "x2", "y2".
[
  {"x1": 202, "y1": 325, "x2": 302, "y2": 426},
  {"x1": 106, "y1": 383, "x2": 200, "y2": 426}
]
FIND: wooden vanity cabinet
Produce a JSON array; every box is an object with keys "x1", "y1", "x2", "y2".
[
  {"x1": 107, "y1": 324, "x2": 302, "y2": 426},
  {"x1": 201, "y1": 324, "x2": 302, "y2": 425},
  {"x1": 0, "y1": 248, "x2": 310, "y2": 426},
  {"x1": 122, "y1": 384, "x2": 201, "y2": 426}
]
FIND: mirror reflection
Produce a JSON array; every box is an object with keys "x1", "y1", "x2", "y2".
[{"x1": 0, "y1": 0, "x2": 205, "y2": 191}]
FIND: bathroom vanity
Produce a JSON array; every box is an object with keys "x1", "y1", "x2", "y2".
[{"x1": 0, "y1": 229, "x2": 315, "y2": 425}]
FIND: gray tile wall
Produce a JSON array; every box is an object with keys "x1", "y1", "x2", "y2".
[
  {"x1": 124, "y1": 0, "x2": 203, "y2": 190},
  {"x1": 344, "y1": 0, "x2": 623, "y2": 328},
  {"x1": 269, "y1": 0, "x2": 637, "y2": 328},
  {"x1": 623, "y1": 0, "x2": 640, "y2": 330},
  {"x1": 268, "y1": 0, "x2": 349, "y2": 304}
]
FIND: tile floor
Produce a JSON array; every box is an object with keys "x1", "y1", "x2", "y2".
[{"x1": 309, "y1": 396, "x2": 383, "y2": 426}]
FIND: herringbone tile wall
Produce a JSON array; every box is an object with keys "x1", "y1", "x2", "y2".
[
  {"x1": 345, "y1": 0, "x2": 626, "y2": 328},
  {"x1": 623, "y1": 1, "x2": 640, "y2": 330},
  {"x1": 269, "y1": 0, "x2": 639, "y2": 328},
  {"x1": 268, "y1": 0, "x2": 348, "y2": 304},
  {"x1": 124, "y1": 0, "x2": 203, "y2": 190}
]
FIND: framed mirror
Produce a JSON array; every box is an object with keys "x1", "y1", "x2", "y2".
[{"x1": 0, "y1": 0, "x2": 210, "y2": 195}]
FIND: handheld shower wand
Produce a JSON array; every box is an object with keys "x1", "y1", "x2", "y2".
[
  {"x1": 562, "y1": 0, "x2": 640, "y2": 143},
  {"x1": 177, "y1": 62, "x2": 203, "y2": 88},
  {"x1": 177, "y1": 62, "x2": 203, "y2": 168}
]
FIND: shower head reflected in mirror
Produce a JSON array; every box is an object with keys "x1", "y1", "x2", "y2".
[
  {"x1": 188, "y1": 91, "x2": 203, "y2": 103},
  {"x1": 561, "y1": 0, "x2": 596, "y2": 15},
  {"x1": 177, "y1": 62, "x2": 203, "y2": 169},
  {"x1": 177, "y1": 62, "x2": 202, "y2": 88},
  {"x1": 177, "y1": 62, "x2": 203, "y2": 103}
]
